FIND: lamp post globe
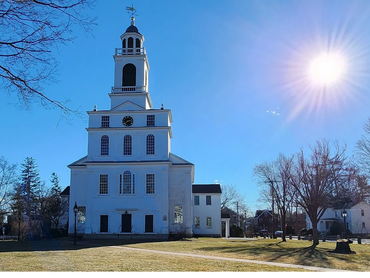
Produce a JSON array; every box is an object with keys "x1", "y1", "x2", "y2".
[{"x1": 73, "y1": 202, "x2": 78, "y2": 245}]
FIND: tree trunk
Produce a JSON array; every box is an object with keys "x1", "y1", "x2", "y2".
[
  {"x1": 311, "y1": 220, "x2": 319, "y2": 246},
  {"x1": 332, "y1": 239, "x2": 353, "y2": 254}
]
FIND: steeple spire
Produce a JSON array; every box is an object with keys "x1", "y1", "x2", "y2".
[{"x1": 126, "y1": 5, "x2": 138, "y2": 26}]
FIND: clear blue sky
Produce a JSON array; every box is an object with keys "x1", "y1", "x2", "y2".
[{"x1": 2, "y1": 0, "x2": 370, "y2": 215}]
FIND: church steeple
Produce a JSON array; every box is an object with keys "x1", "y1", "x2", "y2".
[{"x1": 110, "y1": 7, "x2": 151, "y2": 110}]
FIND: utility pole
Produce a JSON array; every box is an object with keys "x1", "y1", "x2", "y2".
[
  {"x1": 265, "y1": 179, "x2": 278, "y2": 238},
  {"x1": 236, "y1": 201, "x2": 240, "y2": 227},
  {"x1": 272, "y1": 192, "x2": 275, "y2": 238}
]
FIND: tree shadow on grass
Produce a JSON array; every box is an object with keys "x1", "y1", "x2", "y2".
[
  {"x1": 0, "y1": 237, "x2": 164, "y2": 253},
  {"x1": 197, "y1": 240, "x2": 338, "y2": 269}
]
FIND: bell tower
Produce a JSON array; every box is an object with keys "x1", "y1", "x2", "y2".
[{"x1": 110, "y1": 13, "x2": 151, "y2": 110}]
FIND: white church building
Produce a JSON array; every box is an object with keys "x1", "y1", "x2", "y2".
[{"x1": 67, "y1": 16, "x2": 225, "y2": 239}]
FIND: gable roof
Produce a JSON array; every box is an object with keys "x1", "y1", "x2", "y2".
[
  {"x1": 111, "y1": 100, "x2": 146, "y2": 111},
  {"x1": 61, "y1": 186, "x2": 70, "y2": 196},
  {"x1": 169, "y1": 153, "x2": 193, "y2": 165},
  {"x1": 254, "y1": 209, "x2": 273, "y2": 218},
  {"x1": 192, "y1": 184, "x2": 221, "y2": 194}
]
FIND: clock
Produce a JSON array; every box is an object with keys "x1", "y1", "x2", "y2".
[{"x1": 122, "y1": 116, "x2": 134, "y2": 126}]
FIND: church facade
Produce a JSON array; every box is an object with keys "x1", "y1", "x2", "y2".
[{"x1": 67, "y1": 17, "x2": 222, "y2": 239}]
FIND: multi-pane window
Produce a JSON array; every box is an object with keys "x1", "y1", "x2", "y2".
[
  {"x1": 194, "y1": 196, "x2": 199, "y2": 206},
  {"x1": 174, "y1": 206, "x2": 183, "y2": 224},
  {"x1": 77, "y1": 207, "x2": 86, "y2": 224},
  {"x1": 119, "y1": 171, "x2": 135, "y2": 194},
  {"x1": 206, "y1": 217, "x2": 212, "y2": 229},
  {"x1": 194, "y1": 217, "x2": 200, "y2": 229},
  {"x1": 123, "y1": 135, "x2": 132, "y2": 155},
  {"x1": 99, "y1": 174, "x2": 108, "y2": 194},
  {"x1": 101, "y1": 135, "x2": 109, "y2": 155},
  {"x1": 146, "y1": 134, "x2": 155, "y2": 155},
  {"x1": 146, "y1": 174, "x2": 155, "y2": 194},
  {"x1": 206, "y1": 196, "x2": 211, "y2": 205},
  {"x1": 147, "y1": 115, "x2": 155, "y2": 126},
  {"x1": 101, "y1": 116, "x2": 110, "y2": 128}
]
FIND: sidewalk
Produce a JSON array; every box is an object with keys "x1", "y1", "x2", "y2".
[{"x1": 110, "y1": 245, "x2": 353, "y2": 272}]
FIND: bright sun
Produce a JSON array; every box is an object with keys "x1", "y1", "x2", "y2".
[{"x1": 308, "y1": 52, "x2": 347, "y2": 86}]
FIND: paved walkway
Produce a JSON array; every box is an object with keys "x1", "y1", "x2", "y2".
[{"x1": 110, "y1": 245, "x2": 353, "y2": 272}]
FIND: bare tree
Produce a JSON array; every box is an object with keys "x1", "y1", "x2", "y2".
[
  {"x1": 221, "y1": 184, "x2": 243, "y2": 210},
  {"x1": 356, "y1": 118, "x2": 370, "y2": 174},
  {"x1": 342, "y1": 163, "x2": 370, "y2": 204},
  {"x1": 220, "y1": 184, "x2": 249, "y2": 227},
  {"x1": 0, "y1": 157, "x2": 17, "y2": 218},
  {"x1": 254, "y1": 153, "x2": 296, "y2": 241},
  {"x1": 291, "y1": 140, "x2": 348, "y2": 246},
  {"x1": 0, "y1": 0, "x2": 96, "y2": 116}
]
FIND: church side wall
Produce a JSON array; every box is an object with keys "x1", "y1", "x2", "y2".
[{"x1": 168, "y1": 166, "x2": 193, "y2": 235}]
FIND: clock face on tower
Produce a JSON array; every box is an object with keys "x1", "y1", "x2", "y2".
[{"x1": 122, "y1": 116, "x2": 134, "y2": 126}]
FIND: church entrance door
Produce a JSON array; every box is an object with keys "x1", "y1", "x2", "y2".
[{"x1": 121, "y1": 214, "x2": 132, "y2": 232}]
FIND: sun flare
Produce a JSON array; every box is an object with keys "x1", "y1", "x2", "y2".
[{"x1": 308, "y1": 52, "x2": 347, "y2": 86}]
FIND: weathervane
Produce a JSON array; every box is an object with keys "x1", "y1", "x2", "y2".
[{"x1": 126, "y1": 5, "x2": 139, "y2": 25}]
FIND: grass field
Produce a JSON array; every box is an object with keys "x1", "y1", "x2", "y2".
[{"x1": 0, "y1": 237, "x2": 369, "y2": 272}]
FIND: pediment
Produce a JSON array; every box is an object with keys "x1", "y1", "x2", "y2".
[
  {"x1": 169, "y1": 153, "x2": 194, "y2": 165},
  {"x1": 112, "y1": 101, "x2": 146, "y2": 111}
]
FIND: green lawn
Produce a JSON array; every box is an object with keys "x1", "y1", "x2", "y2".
[{"x1": 0, "y1": 237, "x2": 369, "y2": 271}]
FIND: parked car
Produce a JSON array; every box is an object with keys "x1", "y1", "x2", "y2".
[
  {"x1": 259, "y1": 229, "x2": 269, "y2": 237},
  {"x1": 275, "y1": 231, "x2": 283, "y2": 237}
]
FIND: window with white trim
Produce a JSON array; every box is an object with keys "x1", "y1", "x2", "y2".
[
  {"x1": 206, "y1": 195, "x2": 211, "y2": 205},
  {"x1": 101, "y1": 116, "x2": 110, "y2": 127},
  {"x1": 77, "y1": 207, "x2": 86, "y2": 223},
  {"x1": 174, "y1": 206, "x2": 183, "y2": 224},
  {"x1": 146, "y1": 174, "x2": 155, "y2": 194},
  {"x1": 146, "y1": 134, "x2": 155, "y2": 155},
  {"x1": 194, "y1": 196, "x2": 199, "y2": 206},
  {"x1": 206, "y1": 217, "x2": 212, "y2": 229},
  {"x1": 194, "y1": 216, "x2": 200, "y2": 229},
  {"x1": 101, "y1": 135, "x2": 109, "y2": 155},
  {"x1": 99, "y1": 174, "x2": 108, "y2": 195},
  {"x1": 119, "y1": 171, "x2": 135, "y2": 194},
  {"x1": 123, "y1": 135, "x2": 132, "y2": 155},
  {"x1": 147, "y1": 115, "x2": 155, "y2": 126}
]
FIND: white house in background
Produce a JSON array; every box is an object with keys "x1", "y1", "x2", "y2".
[
  {"x1": 66, "y1": 16, "x2": 221, "y2": 239},
  {"x1": 306, "y1": 201, "x2": 370, "y2": 235},
  {"x1": 192, "y1": 184, "x2": 224, "y2": 237}
]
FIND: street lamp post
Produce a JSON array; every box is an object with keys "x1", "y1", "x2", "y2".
[
  {"x1": 341, "y1": 209, "x2": 347, "y2": 239},
  {"x1": 73, "y1": 202, "x2": 78, "y2": 245}
]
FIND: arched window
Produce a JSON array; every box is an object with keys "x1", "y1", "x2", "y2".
[
  {"x1": 101, "y1": 135, "x2": 109, "y2": 155},
  {"x1": 135, "y1": 38, "x2": 141, "y2": 53},
  {"x1": 135, "y1": 38, "x2": 141, "y2": 48},
  {"x1": 122, "y1": 63, "x2": 136, "y2": 88},
  {"x1": 123, "y1": 135, "x2": 132, "y2": 155},
  {"x1": 120, "y1": 170, "x2": 135, "y2": 194},
  {"x1": 146, "y1": 134, "x2": 155, "y2": 155},
  {"x1": 122, "y1": 38, "x2": 126, "y2": 49},
  {"x1": 127, "y1": 37, "x2": 134, "y2": 54}
]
